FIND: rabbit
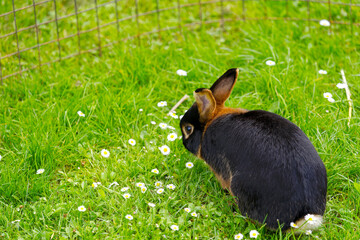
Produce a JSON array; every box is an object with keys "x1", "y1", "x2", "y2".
[{"x1": 179, "y1": 68, "x2": 327, "y2": 232}]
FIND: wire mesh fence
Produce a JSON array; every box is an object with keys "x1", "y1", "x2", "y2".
[{"x1": 0, "y1": 0, "x2": 359, "y2": 82}]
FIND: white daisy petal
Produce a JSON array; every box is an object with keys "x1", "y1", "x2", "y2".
[
  {"x1": 266, "y1": 60, "x2": 276, "y2": 66},
  {"x1": 155, "y1": 181, "x2": 163, "y2": 188},
  {"x1": 327, "y1": 97, "x2": 335, "y2": 103},
  {"x1": 121, "y1": 187, "x2": 129, "y2": 192},
  {"x1": 249, "y1": 230, "x2": 259, "y2": 239},
  {"x1": 167, "y1": 133, "x2": 178, "y2": 142},
  {"x1": 151, "y1": 168, "x2": 159, "y2": 174},
  {"x1": 166, "y1": 184, "x2": 176, "y2": 190},
  {"x1": 77, "y1": 111, "x2": 85, "y2": 117},
  {"x1": 136, "y1": 182, "x2": 145, "y2": 188},
  {"x1": 125, "y1": 214, "x2": 133, "y2": 220},
  {"x1": 323, "y1": 92, "x2": 332, "y2": 99},
  {"x1": 156, "y1": 188, "x2": 164, "y2": 194},
  {"x1": 157, "y1": 101, "x2": 167, "y2": 107},
  {"x1": 319, "y1": 19, "x2": 330, "y2": 27},
  {"x1": 170, "y1": 224, "x2": 179, "y2": 231},
  {"x1": 185, "y1": 162, "x2": 194, "y2": 169},
  {"x1": 234, "y1": 233, "x2": 244, "y2": 240},
  {"x1": 159, "y1": 145, "x2": 170, "y2": 155},
  {"x1": 78, "y1": 205, "x2": 86, "y2": 212},
  {"x1": 101, "y1": 149, "x2": 110, "y2": 158},
  {"x1": 318, "y1": 69, "x2": 327, "y2": 75},
  {"x1": 290, "y1": 222, "x2": 298, "y2": 228},
  {"x1": 36, "y1": 169, "x2": 45, "y2": 174},
  {"x1": 122, "y1": 193, "x2": 131, "y2": 199},
  {"x1": 336, "y1": 83, "x2": 347, "y2": 89},
  {"x1": 128, "y1": 139, "x2": 136, "y2": 146},
  {"x1": 176, "y1": 69, "x2": 187, "y2": 76}
]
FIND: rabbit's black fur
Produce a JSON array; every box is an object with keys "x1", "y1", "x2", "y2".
[{"x1": 180, "y1": 68, "x2": 327, "y2": 231}]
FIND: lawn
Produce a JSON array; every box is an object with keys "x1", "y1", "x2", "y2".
[{"x1": 1, "y1": 1, "x2": 360, "y2": 239}]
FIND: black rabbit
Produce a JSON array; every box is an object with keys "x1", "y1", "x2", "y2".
[{"x1": 179, "y1": 68, "x2": 327, "y2": 232}]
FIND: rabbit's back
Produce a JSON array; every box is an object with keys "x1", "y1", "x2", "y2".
[{"x1": 201, "y1": 110, "x2": 327, "y2": 229}]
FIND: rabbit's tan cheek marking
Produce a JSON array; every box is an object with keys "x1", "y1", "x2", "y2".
[{"x1": 211, "y1": 169, "x2": 233, "y2": 195}]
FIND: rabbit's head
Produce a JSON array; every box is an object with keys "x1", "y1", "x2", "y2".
[{"x1": 180, "y1": 68, "x2": 240, "y2": 155}]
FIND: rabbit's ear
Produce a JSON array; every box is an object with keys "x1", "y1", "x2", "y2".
[
  {"x1": 210, "y1": 68, "x2": 239, "y2": 105},
  {"x1": 194, "y1": 88, "x2": 216, "y2": 123}
]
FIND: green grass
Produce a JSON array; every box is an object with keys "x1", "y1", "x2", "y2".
[{"x1": 1, "y1": 1, "x2": 360, "y2": 239}]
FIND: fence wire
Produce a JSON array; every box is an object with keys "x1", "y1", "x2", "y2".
[{"x1": 0, "y1": 0, "x2": 359, "y2": 82}]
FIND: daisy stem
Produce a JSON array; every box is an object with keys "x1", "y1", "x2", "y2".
[
  {"x1": 168, "y1": 94, "x2": 189, "y2": 115},
  {"x1": 340, "y1": 69, "x2": 352, "y2": 127}
]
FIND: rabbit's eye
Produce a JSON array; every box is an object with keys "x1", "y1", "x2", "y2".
[
  {"x1": 182, "y1": 124, "x2": 194, "y2": 139},
  {"x1": 186, "y1": 126, "x2": 192, "y2": 133}
]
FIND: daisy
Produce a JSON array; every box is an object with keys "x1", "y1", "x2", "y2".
[
  {"x1": 92, "y1": 182, "x2": 99, "y2": 188},
  {"x1": 167, "y1": 126, "x2": 176, "y2": 130},
  {"x1": 77, "y1": 111, "x2": 85, "y2": 117},
  {"x1": 304, "y1": 214, "x2": 316, "y2": 224},
  {"x1": 101, "y1": 149, "x2": 110, "y2": 158},
  {"x1": 11, "y1": 220, "x2": 20, "y2": 224},
  {"x1": 176, "y1": 69, "x2": 187, "y2": 76},
  {"x1": 156, "y1": 188, "x2": 164, "y2": 194},
  {"x1": 122, "y1": 193, "x2": 131, "y2": 199},
  {"x1": 36, "y1": 169, "x2": 45, "y2": 174},
  {"x1": 157, "y1": 101, "x2": 167, "y2": 107},
  {"x1": 167, "y1": 133, "x2": 178, "y2": 141},
  {"x1": 155, "y1": 181, "x2": 163, "y2": 188},
  {"x1": 121, "y1": 187, "x2": 129, "y2": 192},
  {"x1": 139, "y1": 109, "x2": 143, "y2": 112},
  {"x1": 151, "y1": 121, "x2": 156, "y2": 125},
  {"x1": 185, "y1": 162, "x2": 194, "y2": 168},
  {"x1": 266, "y1": 60, "x2": 276, "y2": 66},
  {"x1": 125, "y1": 214, "x2": 133, "y2": 220},
  {"x1": 184, "y1": 208, "x2": 191, "y2": 213},
  {"x1": 169, "y1": 112, "x2": 179, "y2": 119},
  {"x1": 170, "y1": 224, "x2": 179, "y2": 231},
  {"x1": 151, "y1": 169, "x2": 159, "y2": 174},
  {"x1": 159, "y1": 145, "x2": 170, "y2": 155},
  {"x1": 166, "y1": 184, "x2": 176, "y2": 190},
  {"x1": 109, "y1": 181, "x2": 119, "y2": 188},
  {"x1": 179, "y1": 115, "x2": 184, "y2": 120},
  {"x1": 191, "y1": 212, "x2": 198, "y2": 217},
  {"x1": 318, "y1": 69, "x2": 327, "y2": 75},
  {"x1": 234, "y1": 233, "x2": 244, "y2": 240},
  {"x1": 136, "y1": 182, "x2": 145, "y2": 188},
  {"x1": 336, "y1": 83, "x2": 347, "y2": 89},
  {"x1": 128, "y1": 139, "x2": 136, "y2": 146},
  {"x1": 305, "y1": 230, "x2": 312, "y2": 235},
  {"x1": 323, "y1": 92, "x2": 332, "y2": 99},
  {"x1": 78, "y1": 205, "x2": 86, "y2": 212},
  {"x1": 319, "y1": 19, "x2": 330, "y2": 27},
  {"x1": 0, "y1": 155, "x2": 2, "y2": 161},
  {"x1": 141, "y1": 187, "x2": 147, "y2": 193},
  {"x1": 328, "y1": 97, "x2": 335, "y2": 103},
  {"x1": 290, "y1": 222, "x2": 298, "y2": 228},
  {"x1": 249, "y1": 230, "x2": 259, "y2": 238},
  {"x1": 159, "y1": 123, "x2": 168, "y2": 129},
  {"x1": 148, "y1": 203, "x2": 156, "y2": 207}
]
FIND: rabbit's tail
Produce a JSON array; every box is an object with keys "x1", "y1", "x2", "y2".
[{"x1": 289, "y1": 214, "x2": 323, "y2": 235}]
